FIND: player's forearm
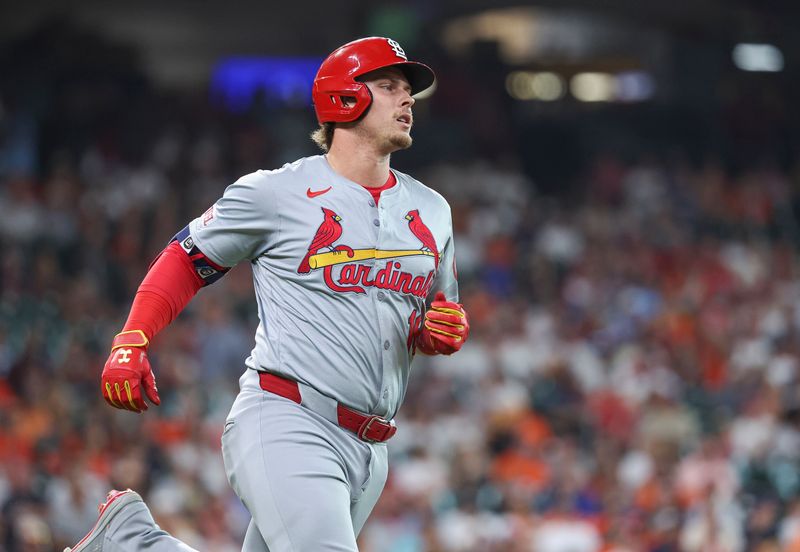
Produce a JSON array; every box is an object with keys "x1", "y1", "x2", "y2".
[{"x1": 121, "y1": 241, "x2": 204, "y2": 340}]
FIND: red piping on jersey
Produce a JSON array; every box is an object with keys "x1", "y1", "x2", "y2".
[{"x1": 122, "y1": 241, "x2": 204, "y2": 341}]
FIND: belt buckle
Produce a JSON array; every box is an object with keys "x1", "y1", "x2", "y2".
[{"x1": 358, "y1": 415, "x2": 395, "y2": 443}]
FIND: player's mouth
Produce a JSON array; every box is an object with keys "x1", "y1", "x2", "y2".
[{"x1": 396, "y1": 113, "x2": 412, "y2": 129}]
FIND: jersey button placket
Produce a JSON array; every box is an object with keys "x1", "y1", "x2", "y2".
[{"x1": 374, "y1": 200, "x2": 391, "y2": 414}]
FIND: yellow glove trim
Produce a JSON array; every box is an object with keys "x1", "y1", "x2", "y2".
[
  {"x1": 112, "y1": 382, "x2": 136, "y2": 411},
  {"x1": 425, "y1": 320, "x2": 463, "y2": 341},
  {"x1": 105, "y1": 382, "x2": 121, "y2": 408},
  {"x1": 427, "y1": 318, "x2": 464, "y2": 329},
  {"x1": 432, "y1": 306, "x2": 465, "y2": 318},
  {"x1": 123, "y1": 381, "x2": 137, "y2": 410},
  {"x1": 111, "y1": 330, "x2": 149, "y2": 350}
]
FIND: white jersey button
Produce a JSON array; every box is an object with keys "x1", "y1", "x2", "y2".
[
  {"x1": 373, "y1": 219, "x2": 380, "y2": 227},
  {"x1": 368, "y1": 200, "x2": 376, "y2": 207},
  {"x1": 377, "y1": 291, "x2": 386, "y2": 301},
  {"x1": 383, "y1": 340, "x2": 390, "y2": 350}
]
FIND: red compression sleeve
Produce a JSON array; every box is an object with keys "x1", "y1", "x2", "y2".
[{"x1": 122, "y1": 242, "x2": 204, "y2": 341}]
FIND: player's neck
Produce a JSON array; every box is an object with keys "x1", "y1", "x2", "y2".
[{"x1": 326, "y1": 138, "x2": 391, "y2": 188}]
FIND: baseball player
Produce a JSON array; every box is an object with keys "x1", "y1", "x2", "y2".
[{"x1": 66, "y1": 36, "x2": 469, "y2": 552}]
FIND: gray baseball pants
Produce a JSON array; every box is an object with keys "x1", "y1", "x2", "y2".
[{"x1": 99, "y1": 368, "x2": 390, "y2": 551}]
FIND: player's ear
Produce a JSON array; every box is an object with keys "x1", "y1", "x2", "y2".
[{"x1": 340, "y1": 96, "x2": 356, "y2": 107}]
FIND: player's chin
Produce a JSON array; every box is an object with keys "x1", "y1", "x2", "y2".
[{"x1": 389, "y1": 132, "x2": 413, "y2": 151}]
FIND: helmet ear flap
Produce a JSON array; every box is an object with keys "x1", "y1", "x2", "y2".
[
  {"x1": 314, "y1": 77, "x2": 373, "y2": 123},
  {"x1": 350, "y1": 82, "x2": 374, "y2": 122}
]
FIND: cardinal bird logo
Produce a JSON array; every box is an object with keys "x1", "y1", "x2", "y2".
[
  {"x1": 298, "y1": 207, "x2": 344, "y2": 273},
  {"x1": 405, "y1": 209, "x2": 439, "y2": 269}
]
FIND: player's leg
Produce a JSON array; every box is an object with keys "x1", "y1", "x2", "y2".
[
  {"x1": 351, "y1": 443, "x2": 389, "y2": 537},
  {"x1": 65, "y1": 489, "x2": 198, "y2": 552},
  {"x1": 241, "y1": 520, "x2": 270, "y2": 552},
  {"x1": 222, "y1": 392, "x2": 359, "y2": 551},
  {"x1": 222, "y1": 374, "x2": 376, "y2": 552}
]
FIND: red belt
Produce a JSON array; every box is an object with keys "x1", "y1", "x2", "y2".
[{"x1": 258, "y1": 372, "x2": 397, "y2": 443}]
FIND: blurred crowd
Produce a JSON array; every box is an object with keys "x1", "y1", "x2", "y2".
[
  {"x1": 374, "y1": 155, "x2": 800, "y2": 552},
  {"x1": 3, "y1": 26, "x2": 800, "y2": 552}
]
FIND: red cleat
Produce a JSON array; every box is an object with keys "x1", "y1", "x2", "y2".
[{"x1": 63, "y1": 489, "x2": 143, "y2": 551}]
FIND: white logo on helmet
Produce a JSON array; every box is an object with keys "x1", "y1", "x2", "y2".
[{"x1": 387, "y1": 39, "x2": 407, "y2": 60}]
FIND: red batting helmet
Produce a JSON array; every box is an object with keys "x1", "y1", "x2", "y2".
[{"x1": 312, "y1": 37, "x2": 436, "y2": 124}]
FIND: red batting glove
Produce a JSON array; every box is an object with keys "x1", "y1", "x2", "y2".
[
  {"x1": 417, "y1": 291, "x2": 470, "y2": 355},
  {"x1": 101, "y1": 330, "x2": 161, "y2": 413}
]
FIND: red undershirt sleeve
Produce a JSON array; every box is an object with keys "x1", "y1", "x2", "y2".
[{"x1": 121, "y1": 242, "x2": 204, "y2": 341}]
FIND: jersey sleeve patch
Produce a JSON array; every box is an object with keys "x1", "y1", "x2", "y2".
[
  {"x1": 201, "y1": 205, "x2": 216, "y2": 226},
  {"x1": 171, "y1": 225, "x2": 230, "y2": 285}
]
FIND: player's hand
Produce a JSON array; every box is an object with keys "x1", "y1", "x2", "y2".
[
  {"x1": 101, "y1": 330, "x2": 161, "y2": 413},
  {"x1": 417, "y1": 291, "x2": 469, "y2": 355}
]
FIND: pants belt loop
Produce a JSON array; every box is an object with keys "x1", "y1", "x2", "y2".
[{"x1": 295, "y1": 380, "x2": 341, "y2": 426}]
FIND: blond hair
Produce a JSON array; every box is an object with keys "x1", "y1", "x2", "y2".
[{"x1": 310, "y1": 123, "x2": 335, "y2": 152}]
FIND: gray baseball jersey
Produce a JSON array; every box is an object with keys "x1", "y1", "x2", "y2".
[{"x1": 189, "y1": 154, "x2": 458, "y2": 420}]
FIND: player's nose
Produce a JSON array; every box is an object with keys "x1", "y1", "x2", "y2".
[{"x1": 400, "y1": 91, "x2": 415, "y2": 108}]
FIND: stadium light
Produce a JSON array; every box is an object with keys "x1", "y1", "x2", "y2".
[
  {"x1": 506, "y1": 71, "x2": 536, "y2": 100},
  {"x1": 615, "y1": 71, "x2": 655, "y2": 102},
  {"x1": 571, "y1": 72, "x2": 615, "y2": 102},
  {"x1": 732, "y1": 43, "x2": 784, "y2": 72},
  {"x1": 531, "y1": 72, "x2": 565, "y2": 101},
  {"x1": 506, "y1": 71, "x2": 565, "y2": 101}
]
